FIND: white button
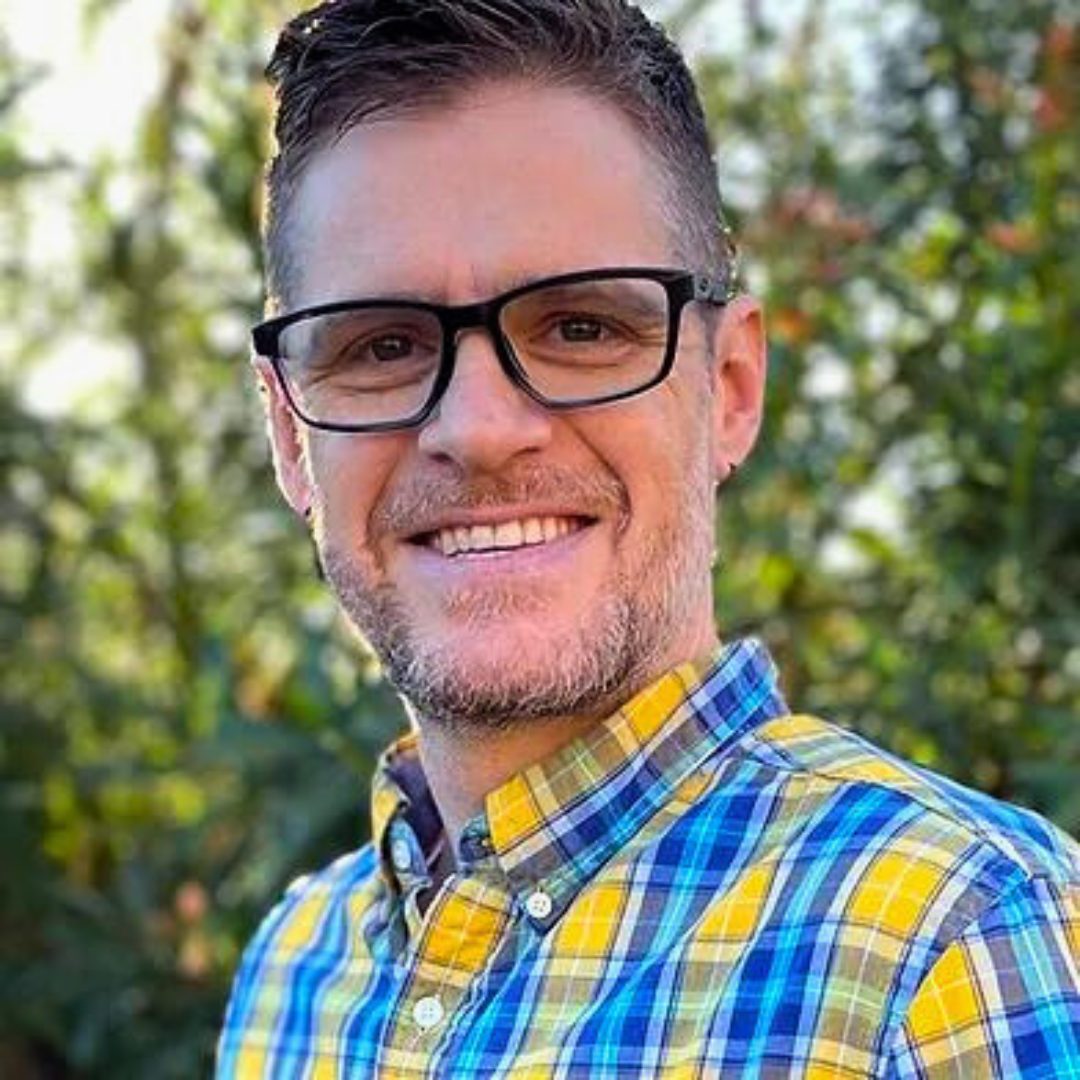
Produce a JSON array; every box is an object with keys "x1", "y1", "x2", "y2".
[
  {"x1": 524, "y1": 889, "x2": 553, "y2": 920},
  {"x1": 413, "y1": 994, "x2": 444, "y2": 1030},
  {"x1": 390, "y1": 838, "x2": 412, "y2": 872}
]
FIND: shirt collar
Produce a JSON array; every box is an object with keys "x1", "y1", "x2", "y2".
[{"x1": 370, "y1": 638, "x2": 787, "y2": 928}]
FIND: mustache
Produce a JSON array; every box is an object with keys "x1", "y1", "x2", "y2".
[{"x1": 372, "y1": 463, "x2": 629, "y2": 538}]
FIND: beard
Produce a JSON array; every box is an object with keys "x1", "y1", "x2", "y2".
[{"x1": 316, "y1": 459, "x2": 716, "y2": 737}]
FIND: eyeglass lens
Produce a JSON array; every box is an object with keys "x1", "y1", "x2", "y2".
[{"x1": 274, "y1": 276, "x2": 671, "y2": 428}]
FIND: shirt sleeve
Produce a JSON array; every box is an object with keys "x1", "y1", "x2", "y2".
[{"x1": 885, "y1": 875, "x2": 1080, "y2": 1078}]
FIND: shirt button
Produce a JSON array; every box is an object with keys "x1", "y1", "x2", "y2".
[
  {"x1": 524, "y1": 889, "x2": 553, "y2": 920},
  {"x1": 413, "y1": 994, "x2": 444, "y2": 1030},
  {"x1": 390, "y1": 838, "x2": 412, "y2": 873}
]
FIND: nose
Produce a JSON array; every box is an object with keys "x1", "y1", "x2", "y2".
[{"x1": 416, "y1": 328, "x2": 554, "y2": 473}]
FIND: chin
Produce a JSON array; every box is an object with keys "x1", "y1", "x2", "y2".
[{"x1": 372, "y1": 600, "x2": 646, "y2": 733}]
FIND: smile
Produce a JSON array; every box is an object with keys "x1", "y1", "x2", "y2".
[{"x1": 416, "y1": 515, "x2": 591, "y2": 557}]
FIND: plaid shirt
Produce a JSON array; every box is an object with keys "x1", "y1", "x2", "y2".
[{"x1": 219, "y1": 639, "x2": 1080, "y2": 1078}]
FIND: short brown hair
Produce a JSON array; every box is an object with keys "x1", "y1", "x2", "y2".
[{"x1": 264, "y1": 0, "x2": 733, "y2": 307}]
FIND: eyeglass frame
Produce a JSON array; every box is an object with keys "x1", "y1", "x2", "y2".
[{"x1": 252, "y1": 265, "x2": 737, "y2": 434}]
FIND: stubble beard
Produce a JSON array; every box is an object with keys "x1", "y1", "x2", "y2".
[{"x1": 317, "y1": 463, "x2": 716, "y2": 737}]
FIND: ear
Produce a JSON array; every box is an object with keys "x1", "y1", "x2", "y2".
[
  {"x1": 708, "y1": 295, "x2": 768, "y2": 482},
  {"x1": 253, "y1": 357, "x2": 314, "y2": 518}
]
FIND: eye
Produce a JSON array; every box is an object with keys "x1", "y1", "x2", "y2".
[
  {"x1": 555, "y1": 316, "x2": 608, "y2": 343},
  {"x1": 368, "y1": 334, "x2": 415, "y2": 363}
]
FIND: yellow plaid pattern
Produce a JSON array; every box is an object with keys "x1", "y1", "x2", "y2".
[{"x1": 219, "y1": 640, "x2": 1080, "y2": 1078}]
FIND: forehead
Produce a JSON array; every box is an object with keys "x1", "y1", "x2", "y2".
[{"x1": 288, "y1": 81, "x2": 676, "y2": 306}]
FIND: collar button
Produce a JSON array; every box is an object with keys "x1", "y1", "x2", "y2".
[
  {"x1": 524, "y1": 889, "x2": 553, "y2": 920},
  {"x1": 390, "y1": 838, "x2": 412, "y2": 873}
]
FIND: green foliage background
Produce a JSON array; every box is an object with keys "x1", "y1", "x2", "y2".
[{"x1": 1, "y1": 0, "x2": 1077, "y2": 1074}]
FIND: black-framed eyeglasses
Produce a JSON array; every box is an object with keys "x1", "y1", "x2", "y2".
[{"x1": 252, "y1": 265, "x2": 735, "y2": 434}]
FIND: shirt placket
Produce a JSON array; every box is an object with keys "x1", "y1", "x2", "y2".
[{"x1": 380, "y1": 858, "x2": 514, "y2": 1075}]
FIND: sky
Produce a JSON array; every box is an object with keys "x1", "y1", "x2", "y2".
[{"x1": 5, "y1": 0, "x2": 169, "y2": 158}]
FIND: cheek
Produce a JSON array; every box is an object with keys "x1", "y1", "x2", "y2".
[
  {"x1": 308, "y1": 435, "x2": 403, "y2": 543},
  {"x1": 606, "y1": 385, "x2": 713, "y2": 495}
]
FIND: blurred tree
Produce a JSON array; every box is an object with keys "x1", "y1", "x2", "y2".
[
  {"x1": 0, "y1": 0, "x2": 1076, "y2": 1074},
  {"x1": 1, "y1": 5, "x2": 402, "y2": 1075},
  {"x1": 710, "y1": 0, "x2": 1080, "y2": 824}
]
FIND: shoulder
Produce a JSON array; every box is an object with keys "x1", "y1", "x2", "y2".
[
  {"x1": 282, "y1": 843, "x2": 381, "y2": 907},
  {"x1": 742, "y1": 712, "x2": 1080, "y2": 890},
  {"x1": 217, "y1": 844, "x2": 382, "y2": 1064},
  {"x1": 245, "y1": 843, "x2": 381, "y2": 958},
  {"x1": 722, "y1": 714, "x2": 1080, "y2": 1073}
]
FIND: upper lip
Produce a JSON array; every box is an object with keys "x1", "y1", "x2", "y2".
[{"x1": 404, "y1": 506, "x2": 599, "y2": 541}]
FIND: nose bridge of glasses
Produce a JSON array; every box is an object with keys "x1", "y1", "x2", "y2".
[
  {"x1": 444, "y1": 296, "x2": 500, "y2": 345},
  {"x1": 441, "y1": 298, "x2": 522, "y2": 390}
]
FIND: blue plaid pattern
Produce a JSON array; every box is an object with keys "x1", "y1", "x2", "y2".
[{"x1": 218, "y1": 639, "x2": 1080, "y2": 1077}]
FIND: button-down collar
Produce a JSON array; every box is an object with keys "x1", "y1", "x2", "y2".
[{"x1": 370, "y1": 638, "x2": 787, "y2": 930}]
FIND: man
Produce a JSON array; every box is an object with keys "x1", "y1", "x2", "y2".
[{"x1": 218, "y1": 1, "x2": 1080, "y2": 1075}]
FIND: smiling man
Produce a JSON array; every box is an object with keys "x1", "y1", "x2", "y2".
[{"x1": 218, "y1": 2, "x2": 1080, "y2": 1077}]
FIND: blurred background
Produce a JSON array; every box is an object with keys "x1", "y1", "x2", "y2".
[{"x1": 1, "y1": 0, "x2": 1077, "y2": 1074}]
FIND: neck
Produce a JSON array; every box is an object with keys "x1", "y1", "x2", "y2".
[{"x1": 417, "y1": 710, "x2": 601, "y2": 857}]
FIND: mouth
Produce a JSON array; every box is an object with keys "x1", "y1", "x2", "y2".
[{"x1": 408, "y1": 514, "x2": 596, "y2": 558}]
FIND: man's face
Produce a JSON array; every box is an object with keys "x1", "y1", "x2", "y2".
[{"x1": 262, "y1": 82, "x2": 765, "y2": 731}]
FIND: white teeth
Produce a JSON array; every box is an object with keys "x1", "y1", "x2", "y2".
[
  {"x1": 431, "y1": 516, "x2": 582, "y2": 556},
  {"x1": 494, "y1": 520, "x2": 524, "y2": 549}
]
